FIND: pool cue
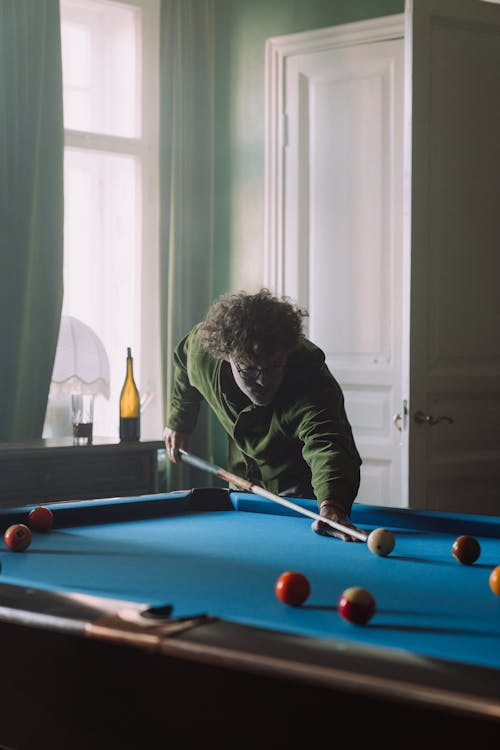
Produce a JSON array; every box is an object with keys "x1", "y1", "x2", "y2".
[{"x1": 179, "y1": 449, "x2": 368, "y2": 542}]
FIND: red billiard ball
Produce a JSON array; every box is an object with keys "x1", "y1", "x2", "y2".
[
  {"x1": 4, "y1": 523, "x2": 32, "y2": 552},
  {"x1": 275, "y1": 571, "x2": 311, "y2": 606},
  {"x1": 28, "y1": 506, "x2": 54, "y2": 533},
  {"x1": 452, "y1": 535, "x2": 481, "y2": 565},
  {"x1": 338, "y1": 586, "x2": 376, "y2": 625}
]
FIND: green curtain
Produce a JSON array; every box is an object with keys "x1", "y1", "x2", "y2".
[
  {"x1": 0, "y1": 0, "x2": 64, "y2": 442},
  {"x1": 159, "y1": 0, "x2": 217, "y2": 488}
]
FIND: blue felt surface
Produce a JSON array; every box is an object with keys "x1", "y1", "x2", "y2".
[{"x1": 1, "y1": 492, "x2": 500, "y2": 670}]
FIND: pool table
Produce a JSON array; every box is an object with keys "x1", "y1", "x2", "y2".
[{"x1": 0, "y1": 488, "x2": 499, "y2": 749}]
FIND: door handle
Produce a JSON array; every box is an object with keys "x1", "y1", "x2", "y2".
[
  {"x1": 414, "y1": 410, "x2": 454, "y2": 426},
  {"x1": 393, "y1": 400, "x2": 408, "y2": 432}
]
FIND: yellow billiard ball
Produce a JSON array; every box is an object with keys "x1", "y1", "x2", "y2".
[{"x1": 489, "y1": 566, "x2": 500, "y2": 596}]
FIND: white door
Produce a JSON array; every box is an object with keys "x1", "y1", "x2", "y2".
[
  {"x1": 265, "y1": 16, "x2": 406, "y2": 507},
  {"x1": 266, "y1": 0, "x2": 500, "y2": 514},
  {"x1": 406, "y1": 0, "x2": 500, "y2": 513}
]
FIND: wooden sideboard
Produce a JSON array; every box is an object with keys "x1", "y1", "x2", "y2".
[{"x1": 0, "y1": 439, "x2": 166, "y2": 507}]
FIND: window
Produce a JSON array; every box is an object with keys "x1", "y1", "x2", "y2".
[{"x1": 53, "y1": 0, "x2": 161, "y2": 440}]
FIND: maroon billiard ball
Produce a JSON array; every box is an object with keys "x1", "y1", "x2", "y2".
[
  {"x1": 275, "y1": 571, "x2": 311, "y2": 606},
  {"x1": 4, "y1": 523, "x2": 32, "y2": 552},
  {"x1": 28, "y1": 506, "x2": 54, "y2": 533},
  {"x1": 452, "y1": 535, "x2": 481, "y2": 565},
  {"x1": 338, "y1": 586, "x2": 376, "y2": 625}
]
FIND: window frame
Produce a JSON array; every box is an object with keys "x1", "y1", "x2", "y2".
[{"x1": 59, "y1": 0, "x2": 161, "y2": 440}]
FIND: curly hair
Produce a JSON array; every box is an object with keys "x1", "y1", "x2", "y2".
[{"x1": 199, "y1": 289, "x2": 309, "y2": 361}]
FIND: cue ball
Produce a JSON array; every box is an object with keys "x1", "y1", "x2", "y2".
[
  {"x1": 4, "y1": 524, "x2": 32, "y2": 552},
  {"x1": 489, "y1": 566, "x2": 500, "y2": 596},
  {"x1": 28, "y1": 506, "x2": 54, "y2": 533},
  {"x1": 367, "y1": 528, "x2": 395, "y2": 557},
  {"x1": 338, "y1": 586, "x2": 376, "y2": 625},
  {"x1": 275, "y1": 571, "x2": 310, "y2": 606},
  {"x1": 452, "y1": 535, "x2": 481, "y2": 565}
]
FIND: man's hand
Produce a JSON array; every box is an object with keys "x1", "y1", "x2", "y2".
[
  {"x1": 311, "y1": 500, "x2": 362, "y2": 542},
  {"x1": 163, "y1": 428, "x2": 191, "y2": 464}
]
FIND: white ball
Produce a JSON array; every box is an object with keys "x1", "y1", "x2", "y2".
[{"x1": 367, "y1": 528, "x2": 395, "y2": 557}]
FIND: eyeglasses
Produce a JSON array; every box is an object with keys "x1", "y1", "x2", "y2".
[{"x1": 235, "y1": 362, "x2": 286, "y2": 382}]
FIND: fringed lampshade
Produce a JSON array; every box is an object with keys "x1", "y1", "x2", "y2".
[
  {"x1": 50, "y1": 315, "x2": 110, "y2": 399},
  {"x1": 49, "y1": 316, "x2": 110, "y2": 443}
]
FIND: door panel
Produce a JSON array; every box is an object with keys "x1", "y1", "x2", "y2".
[
  {"x1": 266, "y1": 18, "x2": 405, "y2": 507},
  {"x1": 407, "y1": 0, "x2": 500, "y2": 513},
  {"x1": 306, "y1": 42, "x2": 404, "y2": 507}
]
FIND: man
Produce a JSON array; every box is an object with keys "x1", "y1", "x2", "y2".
[{"x1": 164, "y1": 289, "x2": 362, "y2": 542}]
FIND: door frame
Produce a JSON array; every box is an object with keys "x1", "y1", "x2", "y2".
[
  {"x1": 264, "y1": 14, "x2": 406, "y2": 508},
  {"x1": 264, "y1": 14, "x2": 405, "y2": 295}
]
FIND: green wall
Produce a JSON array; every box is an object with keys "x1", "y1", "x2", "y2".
[{"x1": 212, "y1": 0, "x2": 404, "y2": 297}]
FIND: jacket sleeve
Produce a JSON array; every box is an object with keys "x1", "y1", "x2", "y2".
[
  {"x1": 166, "y1": 329, "x2": 204, "y2": 433},
  {"x1": 291, "y1": 380, "x2": 361, "y2": 513}
]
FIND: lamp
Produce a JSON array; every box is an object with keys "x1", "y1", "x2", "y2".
[{"x1": 49, "y1": 315, "x2": 110, "y2": 444}]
